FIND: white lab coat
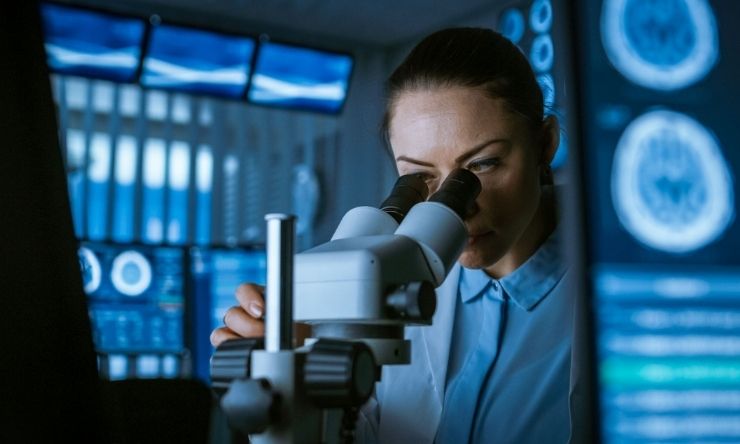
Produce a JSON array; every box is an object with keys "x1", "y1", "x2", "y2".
[{"x1": 356, "y1": 263, "x2": 591, "y2": 444}]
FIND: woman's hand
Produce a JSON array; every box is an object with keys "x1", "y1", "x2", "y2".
[{"x1": 210, "y1": 283, "x2": 265, "y2": 347}]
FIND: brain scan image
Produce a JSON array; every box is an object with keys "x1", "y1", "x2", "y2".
[
  {"x1": 611, "y1": 110, "x2": 734, "y2": 253},
  {"x1": 110, "y1": 250, "x2": 153, "y2": 297},
  {"x1": 536, "y1": 73, "x2": 555, "y2": 110},
  {"x1": 601, "y1": 0, "x2": 718, "y2": 91},
  {"x1": 79, "y1": 247, "x2": 102, "y2": 294},
  {"x1": 529, "y1": 0, "x2": 553, "y2": 34},
  {"x1": 529, "y1": 34, "x2": 554, "y2": 72},
  {"x1": 498, "y1": 8, "x2": 525, "y2": 44}
]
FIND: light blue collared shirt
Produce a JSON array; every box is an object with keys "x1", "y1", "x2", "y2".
[{"x1": 435, "y1": 229, "x2": 572, "y2": 443}]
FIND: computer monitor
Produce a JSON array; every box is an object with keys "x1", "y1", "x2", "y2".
[
  {"x1": 247, "y1": 41, "x2": 354, "y2": 114},
  {"x1": 570, "y1": 1, "x2": 740, "y2": 442},
  {"x1": 140, "y1": 23, "x2": 256, "y2": 99},
  {"x1": 188, "y1": 246, "x2": 267, "y2": 381},
  {"x1": 39, "y1": 2, "x2": 146, "y2": 82},
  {"x1": 78, "y1": 241, "x2": 187, "y2": 379}
]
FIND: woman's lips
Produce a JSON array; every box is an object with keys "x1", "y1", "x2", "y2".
[{"x1": 467, "y1": 231, "x2": 492, "y2": 246}]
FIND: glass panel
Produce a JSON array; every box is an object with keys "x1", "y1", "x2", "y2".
[
  {"x1": 167, "y1": 141, "x2": 190, "y2": 244},
  {"x1": 112, "y1": 135, "x2": 137, "y2": 242},
  {"x1": 66, "y1": 129, "x2": 86, "y2": 238},
  {"x1": 142, "y1": 138, "x2": 166, "y2": 243},
  {"x1": 195, "y1": 145, "x2": 213, "y2": 245},
  {"x1": 86, "y1": 132, "x2": 111, "y2": 240}
]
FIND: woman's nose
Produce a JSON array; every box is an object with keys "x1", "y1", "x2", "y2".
[{"x1": 465, "y1": 199, "x2": 480, "y2": 220}]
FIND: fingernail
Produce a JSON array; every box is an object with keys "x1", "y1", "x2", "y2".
[{"x1": 248, "y1": 302, "x2": 264, "y2": 318}]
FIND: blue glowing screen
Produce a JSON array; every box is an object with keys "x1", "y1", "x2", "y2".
[
  {"x1": 77, "y1": 242, "x2": 185, "y2": 353},
  {"x1": 529, "y1": 0, "x2": 553, "y2": 34},
  {"x1": 601, "y1": 0, "x2": 718, "y2": 91},
  {"x1": 248, "y1": 42, "x2": 353, "y2": 114},
  {"x1": 577, "y1": 0, "x2": 740, "y2": 442},
  {"x1": 39, "y1": 3, "x2": 145, "y2": 82},
  {"x1": 189, "y1": 247, "x2": 266, "y2": 380},
  {"x1": 530, "y1": 34, "x2": 555, "y2": 73},
  {"x1": 611, "y1": 110, "x2": 733, "y2": 254},
  {"x1": 141, "y1": 24, "x2": 255, "y2": 98},
  {"x1": 499, "y1": 8, "x2": 526, "y2": 44}
]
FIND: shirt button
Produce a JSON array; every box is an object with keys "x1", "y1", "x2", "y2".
[{"x1": 491, "y1": 282, "x2": 499, "y2": 291}]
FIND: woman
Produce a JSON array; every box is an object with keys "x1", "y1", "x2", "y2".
[{"x1": 211, "y1": 27, "x2": 580, "y2": 443}]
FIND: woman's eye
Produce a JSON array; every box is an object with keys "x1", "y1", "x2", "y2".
[
  {"x1": 466, "y1": 158, "x2": 500, "y2": 173},
  {"x1": 408, "y1": 171, "x2": 435, "y2": 182}
]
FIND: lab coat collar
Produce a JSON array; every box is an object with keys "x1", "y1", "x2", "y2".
[
  {"x1": 422, "y1": 263, "x2": 461, "y2": 406},
  {"x1": 376, "y1": 264, "x2": 461, "y2": 444}
]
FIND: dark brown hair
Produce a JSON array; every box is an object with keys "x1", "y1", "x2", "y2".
[{"x1": 382, "y1": 27, "x2": 545, "y2": 149}]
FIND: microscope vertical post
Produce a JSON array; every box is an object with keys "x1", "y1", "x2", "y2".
[
  {"x1": 252, "y1": 214, "x2": 323, "y2": 444},
  {"x1": 264, "y1": 213, "x2": 295, "y2": 352}
]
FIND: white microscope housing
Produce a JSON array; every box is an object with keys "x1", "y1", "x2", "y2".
[{"x1": 295, "y1": 169, "x2": 481, "y2": 365}]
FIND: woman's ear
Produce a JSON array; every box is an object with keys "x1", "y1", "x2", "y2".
[{"x1": 540, "y1": 115, "x2": 560, "y2": 166}]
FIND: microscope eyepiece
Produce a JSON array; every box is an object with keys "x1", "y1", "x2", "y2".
[
  {"x1": 379, "y1": 174, "x2": 429, "y2": 223},
  {"x1": 428, "y1": 168, "x2": 481, "y2": 219}
]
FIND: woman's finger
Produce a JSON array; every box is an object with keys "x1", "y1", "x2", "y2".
[
  {"x1": 210, "y1": 326, "x2": 241, "y2": 347},
  {"x1": 235, "y1": 283, "x2": 266, "y2": 318},
  {"x1": 223, "y1": 305, "x2": 265, "y2": 338}
]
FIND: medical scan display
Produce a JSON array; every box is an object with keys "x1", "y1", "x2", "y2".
[
  {"x1": 78, "y1": 242, "x2": 185, "y2": 353},
  {"x1": 576, "y1": 0, "x2": 740, "y2": 442}
]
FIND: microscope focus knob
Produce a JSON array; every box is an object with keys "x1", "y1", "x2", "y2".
[
  {"x1": 210, "y1": 338, "x2": 264, "y2": 396},
  {"x1": 304, "y1": 339, "x2": 376, "y2": 408},
  {"x1": 386, "y1": 280, "x2": 436, "y2": 321},
  {"x1": 221, "y1": 378, "x2": 280, "y2": 435}
]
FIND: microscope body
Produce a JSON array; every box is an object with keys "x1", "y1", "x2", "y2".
[
  {"x1": 211, "y1": 171, "x2": 481, "y2": 443},
  {"x1": 296, "y1": 234, "x2": 431, "y2": 321}
]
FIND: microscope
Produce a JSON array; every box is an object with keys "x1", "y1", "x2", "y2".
[{"x1": 210, "y1": 169, "x2": 481, "y2": 443}]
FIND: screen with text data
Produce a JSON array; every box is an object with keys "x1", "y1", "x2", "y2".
[{"x1": 189, "y1": 247, "x2": 266, "y2": 381}]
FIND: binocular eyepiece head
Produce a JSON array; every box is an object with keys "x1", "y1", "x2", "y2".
[
  {"x1": 381, "y1": 169, "x2": 481, "y2": 223},
  {"x1": 428, "y1": 168, "x2": 482, "y2": 219},
  {"x1": 380, "y1": 174, "x2": 429, "y2": 223}
]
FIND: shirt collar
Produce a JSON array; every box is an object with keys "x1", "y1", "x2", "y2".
[
  {"x1": 459, "y1": 264, "x2": 493, "y2": 303},
  {"x1": 458, "y1": 227, "x2": 567, "y2": 310}
]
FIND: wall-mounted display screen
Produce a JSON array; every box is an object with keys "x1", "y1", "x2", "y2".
[
  {"x1": 40, "y1": 5, "x2": 356, "y2": 112},
  {"x1": 248, "y1": 41, "x2": 353, "y2": 114},
  {"x1": 189, "y1": 247, "x2": 266, "y2": 381},
  {"x1": 39, "y1": 3, "x2": 145, "y2": 82},
  {"x1": 574, "y1": 0, "x2": 740, "y2": 442},
  {"x1": 77, "y1": 241, "x2": 185, "y2": 354},
  {"x1": 141, "y1": 24, "x2": 256, "y2": 98}
]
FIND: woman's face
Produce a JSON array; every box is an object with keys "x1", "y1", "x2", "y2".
[{"x1": 389, "y1": 86, "x2": 550, "y2": 270}]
